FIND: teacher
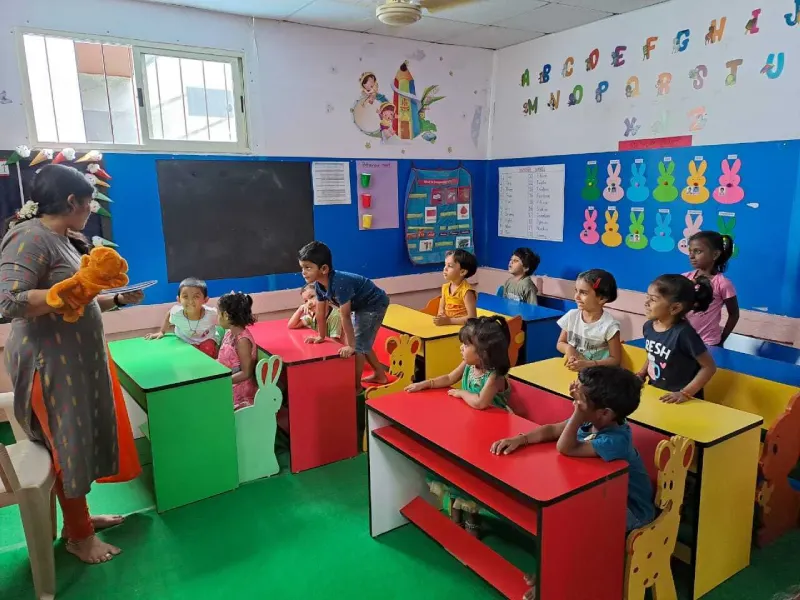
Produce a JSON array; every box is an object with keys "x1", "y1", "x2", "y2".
[{"x1": 0, "y1": 164, "x2": 143, "y2": 564}]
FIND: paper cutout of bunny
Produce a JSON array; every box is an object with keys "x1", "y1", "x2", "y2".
[
  {"x1": 678, "y1": 212, "x2": 703, "y2": 255},
  {"x1": 626, "y1": 163, "x2": 650, "y2": 202},
  {"x1": 581, "y1": 164, "x2": 601, "y2": 201},
  {"x1": 653, "y1": 161, "x2": 679, "y2": 202},
  {"x1": 681, "y1": 159, "x2": 710, "y2": 204},
  {"x1": 580, "y1": 208, "x2": 600, "y2": 244},
  {"x1": 602, "y1": 210, "x2": 623, "y2": 247},
  {"x1": 717, "y1": 215, "x2": 739, "y2": 258},
  {"x1": 713, "y1": 158, "x2": 745, "y2": 205},
  {"x1": 625, "y1": 210, "x2": 648, "y2": 250},
  {"x1": 603, "y1": 163, "x2": 624, "y2": 201},
  {"x1": 650, "y1": 212, "x2": 676, "y2": 252}
]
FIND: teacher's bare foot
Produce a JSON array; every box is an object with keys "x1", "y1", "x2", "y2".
[
  {"x1": 66, "y1": 536, "x2": 121, "y2": 564},
  {"x1": 62, "y1": 515, "x2": 124, "y2": 539}
]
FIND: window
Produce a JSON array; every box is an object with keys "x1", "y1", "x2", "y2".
[{"x1": 19, "y1": 31, "x2": 248, "y2": 152}]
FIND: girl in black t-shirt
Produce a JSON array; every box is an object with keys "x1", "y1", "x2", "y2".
[{"x1": 637, "y1": 274, "x2": 717, "y2": 403}]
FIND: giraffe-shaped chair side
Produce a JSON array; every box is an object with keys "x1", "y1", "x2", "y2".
[
  {"x1": 756, "y1": 393, "x2": 800, "y2": 547},
  {"x1": 362, "y1": 334, "x2": 423, "y2": 451},
  {"x1": 624, "y1": 435, "x2": 695, "y2": 600}
]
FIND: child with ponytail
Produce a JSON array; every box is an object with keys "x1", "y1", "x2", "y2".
[
  {"x1": 684, "y1": 231, "x2": 739, "y2": 346},
  {"x1": 638, "y1": 275, "x2": 717, "y2": 403}
]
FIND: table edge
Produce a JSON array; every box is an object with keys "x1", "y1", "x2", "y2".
[
  {"x1": 367, "y1": 404, "x2": 628, "y2": 508},
  {"x1": 114, "y1": 363, "x2": 230, "y2": 393}
]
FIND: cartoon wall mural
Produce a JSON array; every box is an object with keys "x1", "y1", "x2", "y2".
[{"x1": 352, "y1": 61, "x2": 444, "y2": 144}]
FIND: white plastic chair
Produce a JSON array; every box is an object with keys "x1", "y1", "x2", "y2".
[{"x1": 0, "y1": 392, "x2": 57, "y2": 600}]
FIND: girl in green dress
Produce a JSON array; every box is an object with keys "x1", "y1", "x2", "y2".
[{"x1": 405, "y1": 315, "x2": 511, "y2": 536}]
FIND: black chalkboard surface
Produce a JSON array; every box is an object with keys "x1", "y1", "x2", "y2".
[{"x1": 156, "y1": 160, "x2": 315, "y2": 282}]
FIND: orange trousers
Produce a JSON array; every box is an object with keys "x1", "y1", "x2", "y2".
[{"x1": 29, "y1": 354, "x2": 141, "y2": 541}]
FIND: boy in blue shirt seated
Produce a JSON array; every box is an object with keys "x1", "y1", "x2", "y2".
[
  {"x1": 491, "y1": 366, "x2": 654, "y2": 600},
  {"x1": 298, "y1": 241, "x2": 390, "y2": 390}
]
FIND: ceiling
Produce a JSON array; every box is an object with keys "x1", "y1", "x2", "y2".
[{"x1": 138, "y1": 0, "x2": 671, "y2": 49}]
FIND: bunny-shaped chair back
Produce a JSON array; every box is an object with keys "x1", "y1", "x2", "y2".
[{"x1": 235, "y1": 355, "x2": 284, "y2": 482}]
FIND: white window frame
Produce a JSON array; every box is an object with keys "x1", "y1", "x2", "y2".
[{"x1": 15, "y1": 28, "x2": 250, "y2": 153}]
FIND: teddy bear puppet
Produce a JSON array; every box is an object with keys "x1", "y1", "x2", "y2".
[{"x1": 46, "y1": 247, "x2": 130, "y2": 323}]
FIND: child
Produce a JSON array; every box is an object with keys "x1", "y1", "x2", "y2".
[
  {"x1": 406, "y1": 316, "x2": 512, "y2": 537},
  {"x1": 216, "y1": 292, "x2": 258, "y2": 411},
  {"x1": 146, "y1": 277, "x2": 218, "y2": 358},
  {"x1": 288, "y1": 283, "x2": 342, "y2": 341},
  {"x1": 556, "y1": 269, "x2": 621, "y2": 370},
  {"x1": 638, "y1": 274, "x2": 717, "y2": 403},
  {"x1": 435, "y1": 248, "x2": 478, "y2": 326},
  {"x1": 491, "y1": 366, "x2": 655, "y2": 600},
  {"x1": 684, "y1": 231, "x2": 739, "y2": 346},
  {"x1": 502, "y1": 247, "x2": 540, "y2": 304},
  {"x1": 298, "y1": 241, "x2": 389, "y2": 388}
]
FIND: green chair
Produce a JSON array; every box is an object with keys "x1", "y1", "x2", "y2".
[{"x1": 235, "y1": 355, "x2": 283, "y2": 483}]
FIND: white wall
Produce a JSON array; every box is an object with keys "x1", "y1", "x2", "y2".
[
  {"x1": 491, "y1": 0, "x2": 800, "y2": 158},
  {"x1": 0, "y1": 0, "x2": 493, "y2": 159}
]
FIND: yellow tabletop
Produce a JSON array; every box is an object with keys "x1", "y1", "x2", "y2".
[
  {"x1": 510, "y1": 358, "x2": 763, "y2": 446},
  {"x1": 382, "y1": 305, "x2": 502, "y2": 340}
]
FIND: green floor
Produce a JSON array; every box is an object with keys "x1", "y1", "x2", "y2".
[{"x1": 1, "y1": 424, "x2": 799, "y2": 599}]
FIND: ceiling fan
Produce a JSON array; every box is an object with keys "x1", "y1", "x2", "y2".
[{"x1": 375, "y1": 0, "x2": 479, "y2": 26}]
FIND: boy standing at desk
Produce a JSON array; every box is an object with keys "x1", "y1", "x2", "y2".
[{"x1": 299, "y1": 241, "x2": 389, "y2": 389}]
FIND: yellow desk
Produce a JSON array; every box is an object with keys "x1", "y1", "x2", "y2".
[
  {"x1": 623, "y1": 344, "x2": 798, "y2": 431},
  {"x1": 381, "y1": 305, "x2": 501, "y2": 381},
  {"x1": 510, "y1": 358, "x2": 763, "y2": 600}
]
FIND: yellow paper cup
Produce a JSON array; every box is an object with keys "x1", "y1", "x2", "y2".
[{"x1": 362, "y1": 214, "x2": 373, "y2": 229}]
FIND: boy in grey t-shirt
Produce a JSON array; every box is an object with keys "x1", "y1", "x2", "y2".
[{"x1": 502, "y1": 247, "x2": 540, "y2": 304}]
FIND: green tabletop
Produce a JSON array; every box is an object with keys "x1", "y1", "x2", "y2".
[{"x1": 109, "y1": 335, "x2": 230, "y2": 392}]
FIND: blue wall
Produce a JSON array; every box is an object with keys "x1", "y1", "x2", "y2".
[
  {"x1": 104, "y1": 154, "x2": 489, "y2": 305},
  {"x1": 486, "y1": 141, "x2": 800, "y2": 317}
]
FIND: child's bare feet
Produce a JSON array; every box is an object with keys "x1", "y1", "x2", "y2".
[
  {"x1": 362, "y1": 373, "x2": 388, "y2": 385},
  {"x1": 522, "y1": 574, "x2": 537, "y2": 600},
  {"x1": 61, "y1": 514, "x2": 124, "y2": 539},
  {"x1": 66, "y1": 535, "x2": 121, "y2": 564},
  {"x1": 463, "y1": 513, "x2": 481, "y2": 538}
]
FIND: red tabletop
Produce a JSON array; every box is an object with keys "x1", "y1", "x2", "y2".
[
  {"x1": 367, "y1": 389, "x2": 627, "y2": 504},
  {"x1": 249, "y1": 319, "x2": 344, "y2": 365}
]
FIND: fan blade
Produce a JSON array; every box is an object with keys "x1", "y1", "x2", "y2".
[{"x1": 421, "y1": 0, "x2": 480, "y2": 13}]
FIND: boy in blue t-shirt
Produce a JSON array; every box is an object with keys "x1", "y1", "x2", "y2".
[
  {"x1": 298, "y1": 241, "x2": 390, "y2": 390},
  {"x1": 491, "y1": 365, "x2": 654, "y2": 599}
]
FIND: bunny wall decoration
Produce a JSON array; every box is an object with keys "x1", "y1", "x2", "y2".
[
  {"x1": 603, "y1": 163, "x2": 624, "y2": 201},
  {"x1": 626, "y1": 210, "x2": 648, "y2": 249},
  {"x1": 653, "y1": 161, "x2": 679, "y2": 202},
  {"x1": 582, "y1": 164, "x2": 601, "y2": 200},
  {"x1": 713, "y1": 158, "x2": 745, "y2": 204},
  {"x1": 681, "y1": 159, "x2": 710, "y2": 204},
  {"x1": 626, "y1": 163, "x2": 650, "y2": 202},
  {"x1": 602, "y1": 210, "x2": 623, "y2": 247},
  {"x1": 580, "y1": 208, "x2": 601, "y2": 244},
  {"x1": 650, "y1": 211, "x2": 676, "y2": 252},
  {"x1": 678, "y1": 212, "x2": 703, "y2": 255},
  {"x1": 717, "y1": 214, "x2": 739, "y2": 258}
]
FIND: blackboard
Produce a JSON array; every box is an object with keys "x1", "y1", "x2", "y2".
[{"x1": 156, "y1": 159, "x2": 315, "y2": 282}]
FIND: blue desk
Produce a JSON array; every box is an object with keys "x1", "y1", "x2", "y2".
[
  {"x1": 477, "y1": 293, "x2": 563, "y2": 363},
  {"x1": 724, "y1": 333, "x2": 800, "y2": 366},
  {"x1": 629, "y1": 338, "x2": 800, "y2": 388}
]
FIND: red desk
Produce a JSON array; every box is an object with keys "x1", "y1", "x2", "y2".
[
  {"x1": 367, "y1": 390, "x2": 628, "y2": 600},
  {"x1": 249, "y1": 320, "x2": 357, "y2": 473}
]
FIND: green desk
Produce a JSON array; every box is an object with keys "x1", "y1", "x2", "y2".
[{"x1": 109, "y1": 336, "x2": 238, "y2": 512}]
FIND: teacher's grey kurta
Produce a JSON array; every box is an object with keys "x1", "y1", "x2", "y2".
[{"x1": 0, "y1": 219, "x2": 118, "y2": 498}]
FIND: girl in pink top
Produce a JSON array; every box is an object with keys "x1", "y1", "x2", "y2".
[
  {"x1": 216, "y1": 292, "x2": 259, "y2": 411},
  {"x1": 684, "y1": 231, "x2": 739, "y2": 346}
]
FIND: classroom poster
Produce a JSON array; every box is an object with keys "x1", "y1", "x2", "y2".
[
  {"x1": 356, "y1": 160, "x2": 399, "y2": 230},
  {"x1": 404, "y1": 166, "x2": 473, "y2": 265}
]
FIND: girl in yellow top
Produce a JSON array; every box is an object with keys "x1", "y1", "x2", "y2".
[{"x1": 435, "y1": 249, "x2": 478, "y2": 326}]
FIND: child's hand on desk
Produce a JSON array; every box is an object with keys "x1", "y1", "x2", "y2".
[
  {"x1": 145, "y1": 331, "x2": 165, "y2": 340},
  {"x1": 490, "y1": 435, "x2": 526, "y2": 455},
  {"x1": 660, "y1": 391, "x2": 690, "y2": 404},
  {"x1": 447, "y1": 389, "x2": 464, "y2": 399},
  {"x1": 566, "y1": 358, "x2": 592, "y2": 372},
  {"x1": 338, "y1": 345, "x2": 355, "y2": 358},
  {"x1": 304, "y1": 336, "x2": 325, "y2": 344},
  {"x1": 433, "y1": 315, "x2": 451, "y2": 326},
  {"x1": 405, "y1": 381, "x2": 429, "y2": 393}
]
